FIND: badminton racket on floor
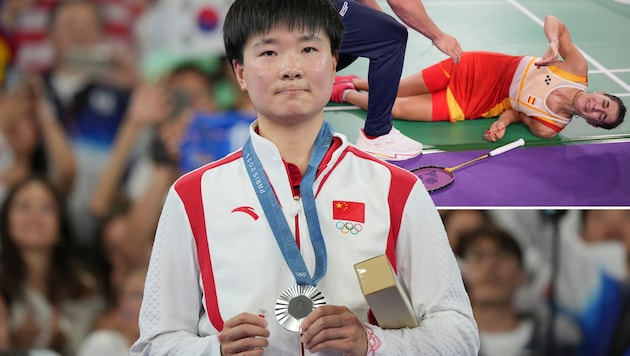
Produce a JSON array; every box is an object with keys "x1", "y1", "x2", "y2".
[{"x1": 411, "y1": 138, "x2": 525, "y2": 192}]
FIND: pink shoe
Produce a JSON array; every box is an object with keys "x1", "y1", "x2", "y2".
[
  {"x1": 335, "y1": 74, "x2": 359, "y2": 84},
  {"x1": 330, "y1": 81, "x2": 355, "y2": 103}
]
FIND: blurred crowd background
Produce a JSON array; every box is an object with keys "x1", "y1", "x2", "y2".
[{"x1": 0, "y1": 1, "x2": 628, "y2": 356}]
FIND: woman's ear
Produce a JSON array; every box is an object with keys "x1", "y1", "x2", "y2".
[{"x1": 232, "y1": 59, "x2": 247, "y2": 91}]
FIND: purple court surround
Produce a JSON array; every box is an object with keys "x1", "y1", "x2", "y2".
[{"x1": 391, "y1": 141, "x2": 630, "y2": 207}]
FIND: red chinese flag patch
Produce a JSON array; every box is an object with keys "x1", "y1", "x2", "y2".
[{"x1": 332, "y1": 201, "x2": 365, "y2": 223}]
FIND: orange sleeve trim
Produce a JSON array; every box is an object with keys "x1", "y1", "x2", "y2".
[
  {"x1": 548, "y1": 65, "x2": 588, "y2": 84},
  {"x1": 532, "y1": 116, "x2": 564, "y2": 132}
]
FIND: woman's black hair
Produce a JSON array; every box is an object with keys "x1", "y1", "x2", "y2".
[{"x1": 223, "y1": 0, "x2": 344, "y2": 65}]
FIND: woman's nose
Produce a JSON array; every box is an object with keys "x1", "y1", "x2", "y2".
[{"x1": 281, "y1": 53, "x2": 302, "y2": 79}]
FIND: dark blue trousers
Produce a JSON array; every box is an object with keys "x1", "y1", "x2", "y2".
[{"x1": 333, "y1": 0, "x2": 408, "y2": 137}]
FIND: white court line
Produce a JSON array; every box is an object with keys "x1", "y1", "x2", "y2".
[
  {"x1": 424, "y1": 0, "x2": 507, "y2": 5},
  {"x1": 614, "y1": 0, "x2": 630, "y2": 4},
  {"x1": 590, "y1": 68, "x2": 630, "y2": 74},
  {"x1": 508, "y1": 0, "x2": 630, "y2": 93},
  {"x1": 324, "y1": 105, "x2": 360, "y2": 111}
]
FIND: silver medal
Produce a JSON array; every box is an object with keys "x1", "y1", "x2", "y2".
[{"x1": 275, "y1": 285, "x2": 326, "y2": 332}]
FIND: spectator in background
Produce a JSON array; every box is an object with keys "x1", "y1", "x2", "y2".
[
  {"x1": 0, "y1": 176, "x2": 104, "y2": 355},
  {"x1": 441, "y1": 209, "x2": 494, "y2": 251},
  {"x1": 489, "y1": 209, "x2": 576, "y2": 336},
  {"x1": 77, "y1": 266, "x2": 147, "y2": 356},
  {"x1": 0, "y1": 74, "x2": 76, "y2": 202},
  {"x1": 456, "y1": 224, "x2": 578, "y2": 356},
  {"x1": 40, "y1": 0, "x2": 143, "y2": 245}
]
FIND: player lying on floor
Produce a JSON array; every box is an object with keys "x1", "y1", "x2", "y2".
[{"x1": 330, "y1": 15, "x2": 627, "y2": 142}]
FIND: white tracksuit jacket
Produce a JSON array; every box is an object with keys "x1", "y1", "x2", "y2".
[{"x1": 131, "y1": 123, "x2": 479, "y2": 355}]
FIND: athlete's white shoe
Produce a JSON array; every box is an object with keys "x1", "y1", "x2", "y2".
[{"x1": 355, "y1": 127, "x2": 423, "y2": 161}]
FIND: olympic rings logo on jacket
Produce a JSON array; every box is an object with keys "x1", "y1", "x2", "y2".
[{"x1": 336, "y1": 221, "x2": 362, "y2": 235}]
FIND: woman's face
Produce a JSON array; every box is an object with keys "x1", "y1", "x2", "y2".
[
  {"x1": 462, "y1": 236, "x2": 525, "y2": 306},
  {"x1": 50, "y1": 1, "x2": 103, "y2": 58},
  {"x1": 8, "y1": 181, "x2": 60, "y2": 251}
]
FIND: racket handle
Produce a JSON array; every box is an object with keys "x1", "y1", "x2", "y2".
[{"x1": 488, "y1": 138, "x2": 525, "y2": 157}]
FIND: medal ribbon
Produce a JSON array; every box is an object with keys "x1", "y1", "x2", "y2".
[{"x1": 242, "y1": 121, "x2": 332, "y2": 286}]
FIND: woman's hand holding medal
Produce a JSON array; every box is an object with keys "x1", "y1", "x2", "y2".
[
  {"x1": 300, "y1": 305, "x2": 368, "y2": 356},
  {"x1": 217, "y1": 312, "x2": 269, "y2": 356}
]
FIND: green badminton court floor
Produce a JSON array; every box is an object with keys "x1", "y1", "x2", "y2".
[{"x1": 325, "y1": 0, "x2": 630, "y2": 152}]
